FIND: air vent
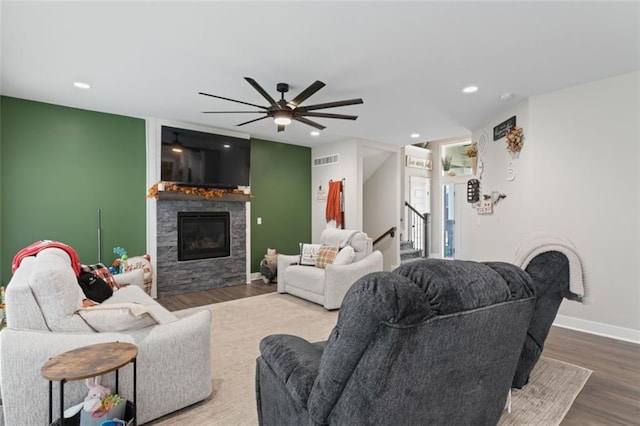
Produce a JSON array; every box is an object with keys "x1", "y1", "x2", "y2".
[{"x1": 313, "y1": 154, "x2": 339, "y2": 167}]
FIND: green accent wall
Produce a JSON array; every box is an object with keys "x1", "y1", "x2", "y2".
[
  {"x1": 0, "y1": 97, "x2": 146, "y2": 283},
  {"x1": 250, "y1": 138, "x2": 311, "y2": 272},
  {"x1": 0, "y1": 97, "x2": 312, "y2": 283}
]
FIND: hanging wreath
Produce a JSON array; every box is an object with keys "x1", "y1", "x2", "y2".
[{"x1": 505, "y1": 126, "x2": 524, "y2": 155}]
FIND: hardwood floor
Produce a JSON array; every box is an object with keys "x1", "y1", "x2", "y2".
[
  {"x1": 156, "y1": 284, "x2": 640, "y2": 425},
  {"x1": 155, "y1": 280, "x2": 277, "y2": 312},
  {"x1": 544, "y1": 327, "x2": 640, "y2": 425}
]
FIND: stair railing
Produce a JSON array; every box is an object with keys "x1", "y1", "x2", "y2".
[
  {"x1": 373, "y1": 226, "x2": 397, "y2": 246},
  {"x1": 404, "y1": 201, "x2": 429, "y2": 258}
]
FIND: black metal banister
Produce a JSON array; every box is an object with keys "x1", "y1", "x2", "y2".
[
  {"x1": 373, "y1": 226, "x2": 397, "y2": 246},
  {"x1": 405, "y1": 202, "x2": 426, "y2": 220},
  {"x1": 404, "y1": 201, "x2": 429, "y2": 258}
]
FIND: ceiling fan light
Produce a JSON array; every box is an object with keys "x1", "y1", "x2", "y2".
[
  {"x1": 273, "y1": 117, "x2": 291, "y2": 125},
  {"x1": 273, "y1": 111, "x2": 292, "y2": 125}
]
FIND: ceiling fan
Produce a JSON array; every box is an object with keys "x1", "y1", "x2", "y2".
[{"x1": 199, "y1": 77, "x2": 363, "y2": 132}]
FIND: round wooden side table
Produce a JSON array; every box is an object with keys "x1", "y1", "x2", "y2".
[{"x1": 41, "y1": 341, "x2": 138, "y2": 426}]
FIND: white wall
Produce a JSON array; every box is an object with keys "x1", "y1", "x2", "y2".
[
  {"x1": 311, "y1": 139, "x2": 362, "y2": 241},
  {"x1": 364, "y1": 150, "x2": 400, "y2": 270},
  {"x1": 468, "y1": 71, "x2": 639, "y2": 340},
  {"x1": 312, "y1": 138, "x2": 400, "y2": 271}
]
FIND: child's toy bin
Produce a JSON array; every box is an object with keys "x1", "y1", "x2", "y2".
[{"x1": 51, "y1": 401, "x2": 134, "y2": 426}]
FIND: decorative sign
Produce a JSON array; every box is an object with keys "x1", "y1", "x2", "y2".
[
  {"x1": 406, "y1": 156, "x2": 432, "y2": 170},
  {"x1": 493, "y1": 116, "x2": 516, "y2": 141}
]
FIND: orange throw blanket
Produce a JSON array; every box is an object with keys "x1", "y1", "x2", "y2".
[
  {"x1": 11, "y1": 240, "x2": 82, "y2": 277},
  {"x1": 325, "y1": 180, "x2": 344, "y2": 228}
]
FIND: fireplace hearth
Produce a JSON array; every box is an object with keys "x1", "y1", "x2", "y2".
[{"x1": 177, "y1": 211, "x2": 230, "y2": 261}]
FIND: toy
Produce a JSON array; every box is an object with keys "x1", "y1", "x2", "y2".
[
  {"x1": 113, "y1": 247, "x2": 128, "y2": 274},
  {"x1": 84, "y1": 376, "x2": 111, "y2": 413},
  {"x1": 260, "y1": 248, "x2": 278, "y2": 284}
]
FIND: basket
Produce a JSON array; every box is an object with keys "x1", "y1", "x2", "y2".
[{"x1": 51, "y1": 401, "x2": 134, "y2": 426}]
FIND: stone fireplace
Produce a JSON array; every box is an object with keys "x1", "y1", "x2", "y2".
[{"x1": 156, "y1": 194, "x2": 247, "y2": 297}]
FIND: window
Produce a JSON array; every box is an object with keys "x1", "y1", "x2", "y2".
[{"x1": 441, "y1": 140, "x2": 474, "y2": 177}]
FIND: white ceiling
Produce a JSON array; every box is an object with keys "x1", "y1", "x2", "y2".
[{"x1": 1, "y1": 1, "x2": 638, "y2": 148}]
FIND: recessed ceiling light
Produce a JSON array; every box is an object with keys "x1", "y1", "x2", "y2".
[
  {"x1": 310, "y1": 131, "x2": 320, "y2": 137},
  {"x1": 73, "y1": 82, "x2": 91, "y2": 89},
  {"x1": 410, "y1": 133, "x2": 420, "y2": 139},
  {"x1": 462, "y1": 85, "x2": 478, "y2": 94},
  {"x1": 500, "y1": 92, "x2": 513, "y2": 101},
  {"x1": 223, "y1": 144, "x2": 231, "y2": 148}
]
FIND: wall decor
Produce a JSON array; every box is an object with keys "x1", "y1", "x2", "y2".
[
  {"x1": 477, "y1": 132, "x2": 489, "y2": 157},
  {"x1": 493, "y1": 116, "x2": 517, "y2": 140},
  {"x1": 505, "y1": 126, "x2": 525, "y2": 158},
  {"x1": 406, "y1": 155, "x2": 432, "y2": 170},
  {"x1": 507, "y1": 161, "x2": 516, "y2": 182}
]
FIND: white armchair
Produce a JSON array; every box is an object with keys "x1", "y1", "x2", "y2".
[{"x1": 277, "y1": 229, "x2": 384, "y2": 309}]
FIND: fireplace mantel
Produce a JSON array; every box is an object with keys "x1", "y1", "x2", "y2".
[{"x1": 156, "y1": 192, "x2": 251, "y2": 203}]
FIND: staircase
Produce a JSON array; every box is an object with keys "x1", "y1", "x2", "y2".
[
  {"x1": 400, "y1": 240, "x2": 423, "y2": 264},
  {"x1": 402, "y1": 201, "x2": 430, "y2": 265}
]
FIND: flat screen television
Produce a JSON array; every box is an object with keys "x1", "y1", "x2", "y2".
[{"x1": 160, "y1": 125, "x2": 250, "y2": 189}]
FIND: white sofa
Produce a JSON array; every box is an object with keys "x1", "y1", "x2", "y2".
[
  {"x1": 0, "y1": 248, "x2": 212, "y2": 425},
  {"x1": 277, "y1": 229, "x2": 384, "y2": 309}
]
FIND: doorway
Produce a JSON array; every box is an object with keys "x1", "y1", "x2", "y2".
[
  {"x1": 442, "y1": 182, "x2": 475, "y2": 260},
  {"x1": 442, "y1": 184, "x2": 455, "y2": 258}
]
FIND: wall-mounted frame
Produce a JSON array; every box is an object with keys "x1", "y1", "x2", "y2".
[
  {"x1": 493, "y1": 116, "x2": 516, "y2": 141},
  {"x1": 406, "y1": 156, "x2": 432, "y2": 170}
]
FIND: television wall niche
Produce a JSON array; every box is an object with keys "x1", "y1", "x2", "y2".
[{"x1": 160, "y1": 125, "x2": 250, "y2": 189}]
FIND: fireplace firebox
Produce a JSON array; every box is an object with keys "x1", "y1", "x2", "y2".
[{"x1": 177, "y1": 211, "x2": 230, "y2": 261}]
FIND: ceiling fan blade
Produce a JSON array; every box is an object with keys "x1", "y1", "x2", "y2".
[
  {"x1": 302, "y1": 112, "x2": 358, "y2": 120},
  {"x1": 236, "y1": 115, "x2": 269, "y2": 126},
  {"x1": 199, "y1": 91, "x2": 267, "y2": 110},
  {"x1": 277, "y1": 125, "x2": 285, "y2": 132},
  {"x1": 288, "y1": 80, "x2": 326, "y2": 108},
  {"x1": 244, "y1": 77, "x2": 278, "y2": 107},
  {"x1": 201, "y1": 111, "x2": 264, "y2": 114},
  {"x1": 293, "y1": 116, "x2": 326, "y2": 130},
  {"x1": 297, "y1": 98, "x2": 364, "y2": 111}
]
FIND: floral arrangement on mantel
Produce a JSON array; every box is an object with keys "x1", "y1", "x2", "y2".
[
  {"x1": 505, "y1": 126, "x2": 525, "y2": 156},
  {"x1": 146, "y1": 182, "x2": 247, "y2": 200}
]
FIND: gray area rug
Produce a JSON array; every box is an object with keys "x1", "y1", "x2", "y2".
[{"x1": 148, "y1": 293, "x2": 592, "y2": 425}]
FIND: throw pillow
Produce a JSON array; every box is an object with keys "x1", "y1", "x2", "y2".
[
  {"x1": 123, "y1": 254, "x2": 153, "y2": 294},
  {"x1": 299, "y1": 243, "x2": 322, "y2": 266},
  {"x1": 81, "y1": 263, "x2": 119, "y2": 290},
  {"x1": 77, "y1": 302, "x2": 159, "y2": 332},
  {"x1": 315, "y1": 245, "x2": 339, "y2": 269},
  {"x1": 333, "y1": 246, "x2": 355, "y2": 265}
]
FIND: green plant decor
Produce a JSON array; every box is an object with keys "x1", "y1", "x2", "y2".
[{"x1": 442, "y1": 155, "x2": 453, "y2": 171}]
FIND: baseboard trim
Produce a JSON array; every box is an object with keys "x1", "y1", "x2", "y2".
[
  {"x1": 553, "y1": 314, "x2": 640, "y2": 344},
  {"x1": 249, "y1": 272, "x2": 262, "y2": 283}
]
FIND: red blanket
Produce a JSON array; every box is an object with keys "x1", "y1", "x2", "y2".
[{"x1": 11, "y1": 240, "x2": 82, "y2": 277}]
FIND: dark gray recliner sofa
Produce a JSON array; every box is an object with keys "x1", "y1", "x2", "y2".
[
  {"x1": 511, "y1": 251, "x2": 573, "y2": 387},
  {"x1": 256, "y1": 259, "x2": 537, "y2": 425}
]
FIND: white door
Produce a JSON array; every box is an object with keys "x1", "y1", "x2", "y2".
[{"x1": 409, "y1": 176, "x2": 431, "y2": 215}]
